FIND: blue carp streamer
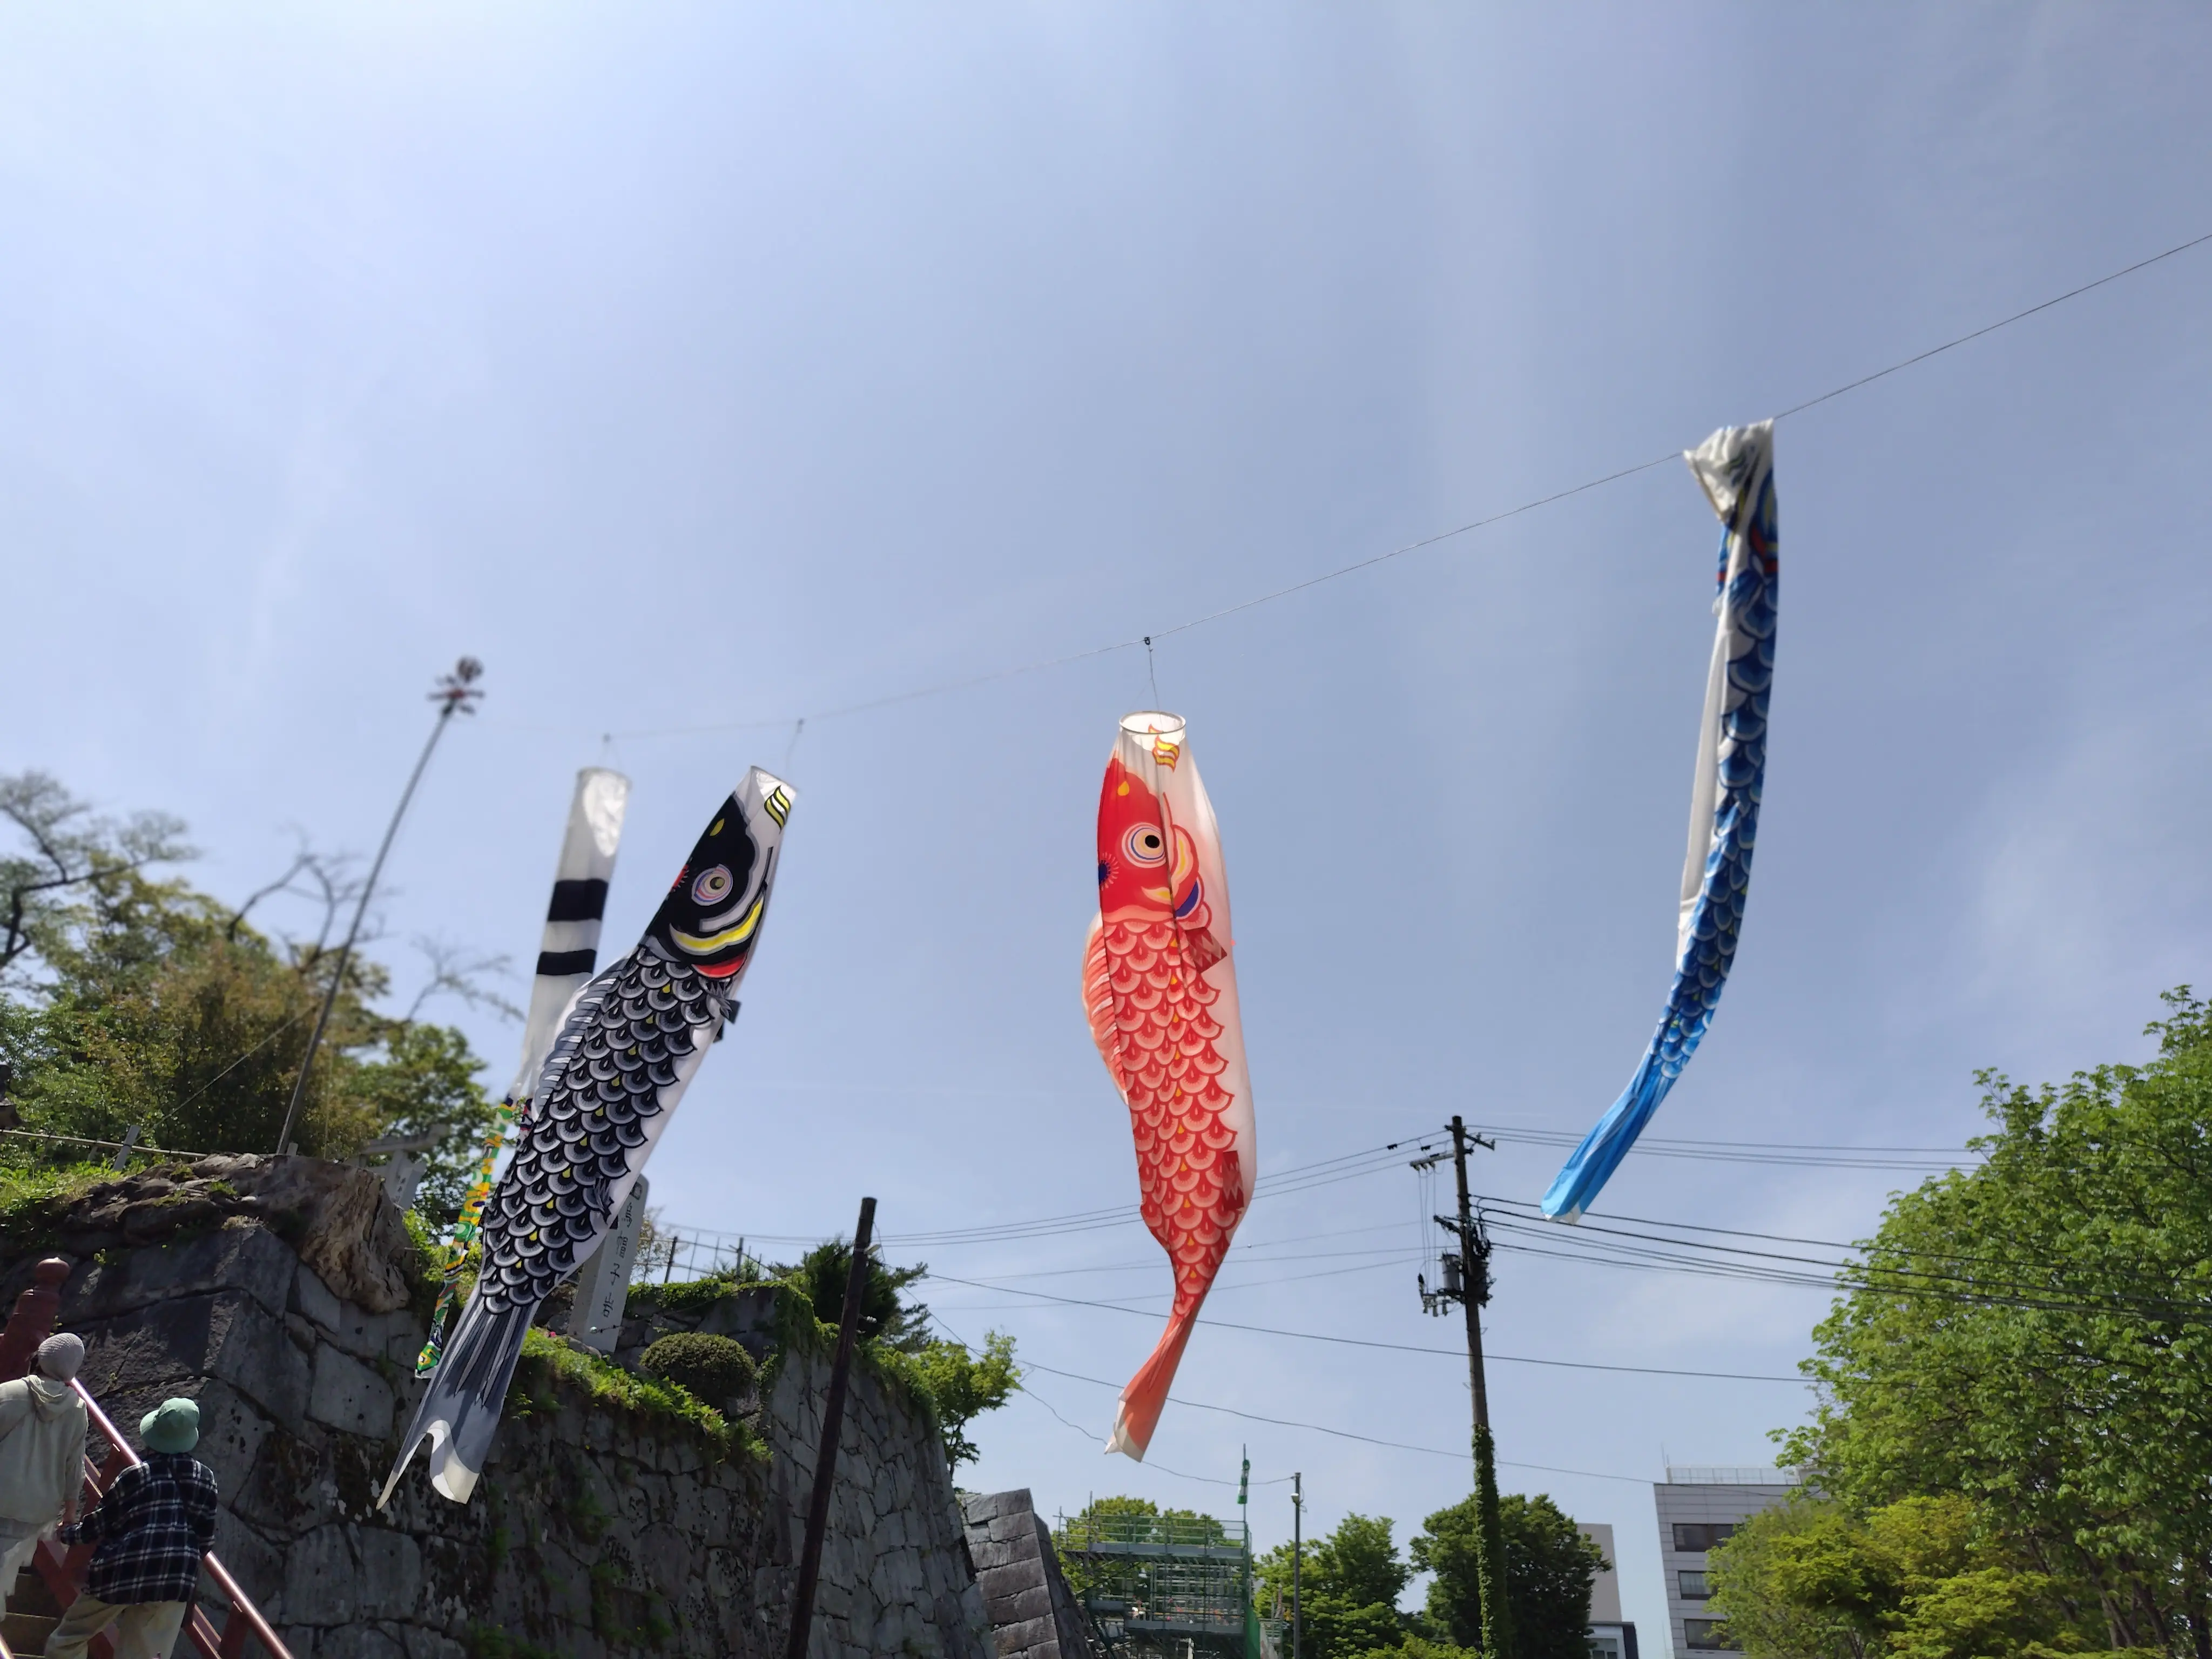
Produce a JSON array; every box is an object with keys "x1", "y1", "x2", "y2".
[{"x1": 1543, "y1": 423, "x2": 1778, "y2": 1220}]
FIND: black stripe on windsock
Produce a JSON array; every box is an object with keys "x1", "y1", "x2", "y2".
[
  {"x1": 545, "y1": 879, "x2": 610, "y2": 923},
  {"x1": 535, "y1": 949, "x2": 598, "y2": 977}
]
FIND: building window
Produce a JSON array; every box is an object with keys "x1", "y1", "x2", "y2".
[
  {"x1": 1672, "y1": 1523, "x2": 1738, "y2": 1553},
  {"x1": 1678, "y1": 1570, "x2": 1711, "y2": 1600},
  {"x1": 1683, "y1": 1618, "x2": 1733, "y2": 1650}
]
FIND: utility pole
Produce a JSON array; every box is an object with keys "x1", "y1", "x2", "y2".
[
  {"x1": 1449, "y1": 1115, "x2": 1512, "y2": 1659},
  {"x1": 275, "y1": 658, "x2": 482, "y2": 1156},
  {"x1": 1290, "y1": 1472, "x2": 1303, "y2": 1659},
  {"x1": 786, "y1": 1195, "x2": 876, "y2": 1659},
  {"x1": 1419, "y1": 1117, "x2": 1512, "y2": 1658}
]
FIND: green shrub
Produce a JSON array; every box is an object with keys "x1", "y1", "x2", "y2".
[{"x1": 640, "y1": 1332, "x2": 757, "y2": 1403}]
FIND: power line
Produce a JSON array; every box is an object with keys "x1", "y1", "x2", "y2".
[
  {"x1": 1017, "y1": 1358, "x2": 1654, "y2": 1485},
  {"x1": 932, "y1": 1311, "x2": 1273, "y2": 1488},
  {"x1": 509, "y1": 227, "x2": 2212, "y2": 745},
  {"x1": 1478, "y1": 1192, "x2": 2212, "y2": 1311},
  {"x1": 1475, "y1": 1211, "x2": 2212, "y2": 1324},
  {"x1": 922, "y1": 1271, "x2": 1806, "y2": 1382},
  {"x1": 660, "y1": 1124, "x2": 1971, "y2": 1255}
]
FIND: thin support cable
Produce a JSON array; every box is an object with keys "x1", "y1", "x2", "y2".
[{"x1": 547, "y1": 226, "x2": 2210, "y2": 746}]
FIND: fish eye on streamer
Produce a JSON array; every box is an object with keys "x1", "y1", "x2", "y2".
[
  {"x1": 691, "y1": 865, "x2": 734, "y2": 905},
  {"x1": 1123, "y1": 826, "x2": 1166, "y2": 866}
]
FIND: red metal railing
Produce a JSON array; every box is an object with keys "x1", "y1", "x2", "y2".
[
  {"x1": 0, "y1": 1258, "x2": 289, "y2": 1659},
  {"x1": 48, "y1": 1380, "x2": 294, "y2": 1659}
]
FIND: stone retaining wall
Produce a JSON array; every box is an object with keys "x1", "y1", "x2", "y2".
[{"x1": 0, "y1": 1157, "x2": 991, "y2": 1659}]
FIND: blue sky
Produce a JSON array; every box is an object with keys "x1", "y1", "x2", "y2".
[{"x1": 6, "y1": 4, "x2": 2211, "y2": 1643}]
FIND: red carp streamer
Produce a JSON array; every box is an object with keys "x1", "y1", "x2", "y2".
[{"x1": 1083, "y1": 712, "x2": 1256, "y2": 1459}]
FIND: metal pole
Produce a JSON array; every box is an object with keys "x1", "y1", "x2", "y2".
[
  {"x1": 275, "y1": 659, "x2": 481, "y2": 1155},
  {"x1": 1291, "y1": 1472, "x2": 1303, "y2": 1659},
  {"x1": 1449, "y1": 1114, "x2": 1512, "y2": 1659},
  {"x1": 1449, "y1": 1116, "x2": 1491, "y2": 1432},
  {"x1": 785, "y1": 1195, "x2": 876, "y2": 1659}
]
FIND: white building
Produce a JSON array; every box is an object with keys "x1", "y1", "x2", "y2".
[
  {"x1": 1651, "y1": 1467, "x2": 1803, "y2": 1654},
  {"x1": 1580, "y1": 1522, "x2": 1639, "y2": 1659}
]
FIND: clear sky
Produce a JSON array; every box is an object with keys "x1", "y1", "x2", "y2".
[{"x1": 6, "y1": 4, "x2": 2211, "y2": 1645}]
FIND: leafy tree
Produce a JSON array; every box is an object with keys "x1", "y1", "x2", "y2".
[
  {"x1": 0, "y1": 773, "x2": 500, "y2": 1213},
  {"x1": 909, "y1": 1331, "x2": 1019, "y2": 1469},
  {"x1": 1057, "y1": 1498, "x2": 1231, "y2": 1604},
  {"x1": 1707, "y1": 1492, "x2": 2100, "y2": 1659},
  {"x1": 1256, "y1": 1514, "x2": 1412, "y2": 1659},
  {"x1": 1780, "y1": 990, "x2": 2212, "y2": 1654},
  {"x1": 782, "y1": 1236, "x2": 932, "y2": 1351},
  {"x1": 1344, "y1": 1641, "x2": 1481, "y2": 1659},
  {"x1": 1412, "y1": 1491, "x2": 1604, "y2": 1659},
  {"x1": 1, "y1": 771, "x2": 188, "y2": 983}
]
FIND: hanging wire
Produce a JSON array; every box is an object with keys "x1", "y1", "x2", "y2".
[{"x1": 498, "y1": 226, "x2": 2212, "y2": 747}]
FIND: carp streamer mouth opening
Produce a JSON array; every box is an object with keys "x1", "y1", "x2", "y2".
[{"x1": 1120, "y1": 711, "x2": 1184, "y2": 739}]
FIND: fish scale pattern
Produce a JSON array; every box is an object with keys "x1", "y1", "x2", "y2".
[
  {"x1": 1087, "y1": 916, "x2": 1246, "y2": 1314},
  {"x1": 478, "y1": 945, "x2": 725, "y2": 1312},
  {"x1": 1541, "y1": 426, "x2": 1778, "y2": 1222},
  {"x1": 1656, "y1": 495, "x2": 1778, "y2": 1080}
]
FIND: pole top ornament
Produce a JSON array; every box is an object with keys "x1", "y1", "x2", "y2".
[{"x1": 432, "y1": 658, "x2": 485, "y2": 713}]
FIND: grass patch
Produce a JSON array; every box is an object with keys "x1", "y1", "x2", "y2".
[
  {"x1": 511, "y1": 1327, "x2": 761, "y2": 1464},
  {"x1": 0, "y1": 1159, "x2": 132, "y2": 1256},
  {"x1": 621, "y1": 1270, "x2": 772, "y2": 1317}
]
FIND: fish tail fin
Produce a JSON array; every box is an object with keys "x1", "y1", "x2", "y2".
[
  {"x1": 1541, "y1": 1050, "x2": 1675, "y2": 1220},
  {"x1": 1105, "y1": 1306, "x2": 1200, "y2": 1461},
  {"x1": 379, "y1": 1291, "x2": 534, "y2": 1509}
]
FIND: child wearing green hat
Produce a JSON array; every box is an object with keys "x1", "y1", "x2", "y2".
[{"x1": 45, "y1": 1397, "x2": 219, "y2": 1658}]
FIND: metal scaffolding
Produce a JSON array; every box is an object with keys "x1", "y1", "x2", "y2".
[{"x1": 1058, "y1": 1509, "x2": 1282, "y2": 1659}]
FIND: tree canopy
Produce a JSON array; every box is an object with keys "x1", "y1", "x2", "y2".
[
  {"x1": 908, "y1": 1330, "x2": 1019, "y2": 1470},
  {"x1": 1707, "y1": 1492, "x2": 2108, "y2": 1659},
  {"x1": 780, "y1": 1235, "x2": 934, "y2": 1351},
  {"x1": 1765, "y1": 988, "x2": 2212, "y2": 1656},
  {"x1": 1412, "y1": 1491, "x2": 1604, "y2": 1659},
  {"x1": 1255, "y1": 1513, "x2": 1413, "y2": 1659},
  {"x1": 0, "y1": 771, "x2": 499, "y2": 1215}
]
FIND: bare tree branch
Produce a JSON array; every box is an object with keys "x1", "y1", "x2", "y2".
[
  {"x1": 404, "y1": 935, "x2": 524, "y2": 1024},
  {"x1": 227, "y1": 847, "x2": 316, "y2": 941}
]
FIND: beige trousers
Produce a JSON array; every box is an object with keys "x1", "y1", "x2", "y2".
[{"x1": 43, "y1": 1593, "x2": 187, "y2": 1658}]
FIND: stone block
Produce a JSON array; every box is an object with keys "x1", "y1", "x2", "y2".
[
  {"x1": 311, "y1": 1623, "x2": 409, "y2": 1659},
  {"x1": 65, "y1": 1224, "x2": 299, "y2": 1326},
  {"x1": 186, "y1": 1377, "x2": 275, "y2": 1499},
  {"x1": 208, "y1": 1506, "x2": 287, "y2": 1613},
  {"x1": 1003, "y1": 1583, "x2": 1054, "y2": 1626},
  {"x1": 281, "y1": 1525, "x2": 423, "y2": 1626},
  {"x1": 292, "y1": 1264, "x2": 418, "y2": 1363},
  {"x1": 308, "y1": 1344, "x2": 395, "y2": 1438},
  {"x1": 77, "y1": 1289, "x2": 313, "y2": 1430},
  {"x1": 399, "y1": 1629, "x2": 466, "y2": 1659},
  {"x1": 994, "y1": 1614, "x2": 1056, "y2": 1654}
]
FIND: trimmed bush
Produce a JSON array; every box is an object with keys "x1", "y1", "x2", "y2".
[{"x1": 639, "y1": 1332, "x2": 757, "y2": 1404}]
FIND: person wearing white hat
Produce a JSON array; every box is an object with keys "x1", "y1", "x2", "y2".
[{"x1": 0, "y1": 1334, "x2": 88, "y2": 1607}]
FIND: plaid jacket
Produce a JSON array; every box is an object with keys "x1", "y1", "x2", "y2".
[{"x1": 57, "y1": 1453, "x2": 218, "y2": 1605}]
